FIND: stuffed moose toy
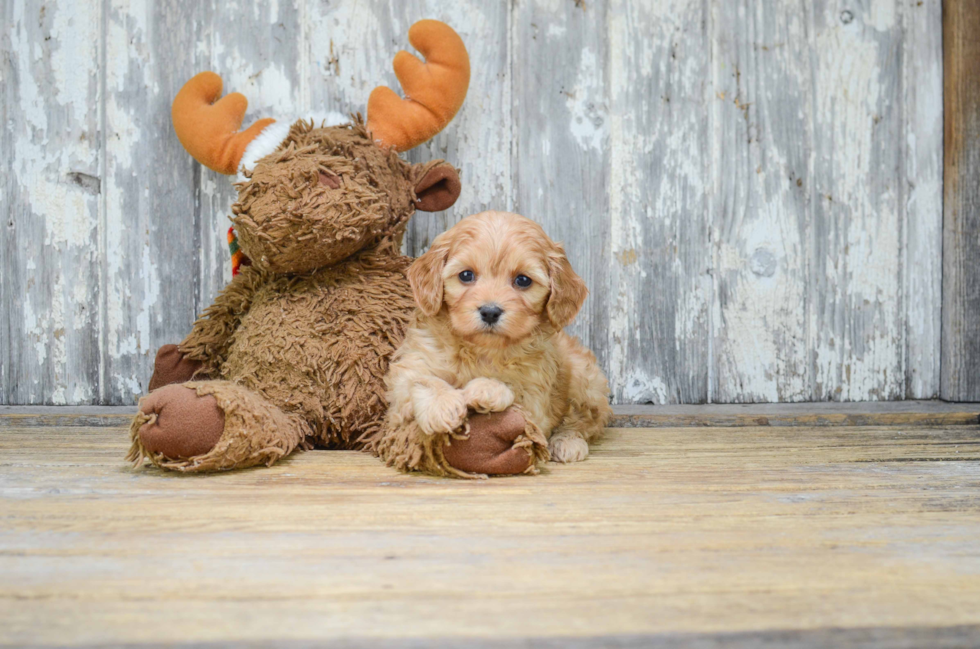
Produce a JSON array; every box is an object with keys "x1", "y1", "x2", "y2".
[{"x1": 127, "y1": 21, "x2": 549, "y2": 477}]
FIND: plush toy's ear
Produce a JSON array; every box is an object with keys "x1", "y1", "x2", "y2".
[
  {"x1": 407, "y1": 233, "x2": 453, "y2": 316},
  {"x1": 171, "y1": 71, "x2": 289, "y2": 175},
  {"x1": 546, "y1": 244, "x2": 588, "y2": 329},
  {"x1": 367, "y1": 20, "x2": 470, "y2": 152},
  {"x1": 414, "y1": 163, "x2": 461, "y2": 212}
]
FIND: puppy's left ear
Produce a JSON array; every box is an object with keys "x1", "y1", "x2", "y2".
[
  {"x1": 407, "y1": 232, "x2": 452, "y2": 315},
  {"x1": 413, "y1": 162, "x2": 461, "y2": 212},
  {"x1": 546, "y1": 243, "x2": 588, "y2": 329}
]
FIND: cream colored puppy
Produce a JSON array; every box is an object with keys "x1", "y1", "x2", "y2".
[{"x1": 385, "y1": 210, "x2": 612, "y2": 473}]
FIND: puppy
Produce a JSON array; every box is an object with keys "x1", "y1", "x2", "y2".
[{"x1": 384, "y1": 210, "x2": 612, "y2": 475}]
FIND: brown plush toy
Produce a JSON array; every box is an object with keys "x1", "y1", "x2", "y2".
[{"x1": 127, "y1": 20, "x2": 548, "y2": 475}]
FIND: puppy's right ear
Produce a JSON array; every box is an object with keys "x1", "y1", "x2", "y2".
[
  {"x1": 546, "y1": 243, "x2": 588, "y2": 329},
  {"x1": 408, "y1": 234, "x2": 452, "y2": 316}
]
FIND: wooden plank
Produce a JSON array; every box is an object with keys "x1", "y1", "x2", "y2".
[
  {"x1": 101, "y1": 0, "x2": 211, "y2": 404},
  {"x1": 0, "y1": 0, "x2": 951, "y2": 407},
  {"x1": 511, "y1": 0, "x2": 611, "y2": 377},
  {"x1": 809, "y1": 0, "x2": 905, "y2": 401},
  {"x1": 1, "y1": 0, "x2": 103, "y2": 405},
  {"x1": 904, "y1": 0, "x2": 943, "y2": 399},
  {"x1": 2, "y1": 401, "x2": 978, "y2": 429},
  {"x1": 0, "y1": 0, "x2": 9, "y2": 404},
  {"x1": 941, "y1": 0, "x2": 980, "y2": 400},
  {"x1": 613, "y1": 405, "x2": 980, "y2": 428},
  {"x1": 710, "y1": 0, "x2": 810, "y2": 402},
  {"x1": 606, "y1": 0, "x2": 710, "y2": 405},
  {"x1": 2, "y1": 628, "x2": 978, "y2": 649},
  {"x1": 1, "y1": 423, "x2": 979, "y2": 645},
  {"x1": 0, "y1": 407, "x2": 136, "y2": 428}
]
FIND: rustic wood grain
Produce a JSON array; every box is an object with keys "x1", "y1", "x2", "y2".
[
  {"x1": 3, "y1": 401, "x2": 978, "y2": 429},
  {"x1": 1, "y1": 421, "x2": 979, "y2": 645},
  {"x1": 711, "y1": 0, "x2": 810, "y2": 402},
  {"x1": 2, "y1": 1, "x2": 949, "y2": 405},
  {"x1": 0, "y1": 0, "x2": 9, "y2": 404},
  {"x1": 5, "y1": 628, "x2": 979, "y2": 649},
  {"x1": 810, "y1": 0, "x2": 906, "y2": 401},
  {"x1": 942, "y1": 0, "x2": 980, "y2": 401},
  {"x1": 614, "y1": 404, "x2": 980, "y2": 428},
  {"x1": 904, "y1": 0, "x2": 943, "y2": 399},
  {"x1": 1, "y1": 0, "x2": 103, "y2": 405},
  {"x1": 606, "y1": 0, "x2": 710, "y2": 405}
]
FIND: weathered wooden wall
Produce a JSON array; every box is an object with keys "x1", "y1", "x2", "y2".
[
  {"x1": 1, "y1": 0, "x2": 944, "y2": 405},
  {"x1": 941, "y1": 0, "x2": 980, "y2": 401}
]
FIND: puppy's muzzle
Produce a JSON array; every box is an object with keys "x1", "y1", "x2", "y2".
[{"x1": 479, "y1": 304, "x2": 503, "y2": 326}]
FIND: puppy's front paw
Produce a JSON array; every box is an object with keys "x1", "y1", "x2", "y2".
[
  {"x1": 462, "y1": 378, "x2": 514, "y2": 414},
  {"x1": 415, "y1": 389, "x2": 468, "y2": 435},
  {"x1": 548, "y1": 434, "x2": 590, "y2": 463}
]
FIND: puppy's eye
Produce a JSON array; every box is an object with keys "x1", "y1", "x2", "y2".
[
  {"x1": 514, "y1": 274, "x2": 533, "y2": 289},
  {"x1": 458, "y1": 270, "x2": 475, "y2": 284}
]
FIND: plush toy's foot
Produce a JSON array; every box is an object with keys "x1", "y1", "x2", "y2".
[
  {"x1": 148, "y1": 344, "x2": 208, "y2": 391},
  {"x1": 136, "y1": 384, "x2": 225, "y2": 459},
  {"x1": 443, "y1": 407, "x2": 550, "y2": 476},
  {"x1": 372, "y1": 405, "x2": 549, "y2": 479},
  {"x1": 443, "y1": 408, "x2": 528, "y2": 475},
  {"x1": 127, "y1": 380, "x2": 310, "y2": 473}
]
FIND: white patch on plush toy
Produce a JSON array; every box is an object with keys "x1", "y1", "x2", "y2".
[
  {"x1": 237, "y1": 112, "x2": 350, "y2": 181},
  {"x1": 238, "y1": 121, "x2": 291, "y2": 180}
]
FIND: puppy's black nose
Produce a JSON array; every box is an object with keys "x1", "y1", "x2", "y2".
[{"x1": 479, "y1": 304, "x2": 503, "y2": 325}]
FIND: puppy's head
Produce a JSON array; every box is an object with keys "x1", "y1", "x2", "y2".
[{"x1": 408, "y1": 211, "x2": 587, "y2": 347}]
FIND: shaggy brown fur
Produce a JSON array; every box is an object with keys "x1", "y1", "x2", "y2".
[{"x1": 128, "y1": 118, "x2": 472, "y2": 473}]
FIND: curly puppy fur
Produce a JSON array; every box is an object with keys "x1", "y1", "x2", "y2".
[{"x1": 382, "y1": 211, "x2": 612, "y2": 469}]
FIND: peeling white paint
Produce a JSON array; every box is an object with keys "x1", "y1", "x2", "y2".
[
  {"x1": 4, "y1": 0, "x2": 945, "y2": 405},
  {"x1": 810, "y1": 3, "x2": 904, "y2": 401},
  {"x1": 902, "y1": 0, "x2": 943, "y2": 399},
  {"x1": 867, "y1": 0, "x2": 898, "y2": 32},
  {"x1": 621, "y1": 370, "x2": 669, "y2": 405},
  {"x1": 49, "y1": 1, "x2": 100, "y2": 126},
  {"x1": 566, "y1": 48, "x2": 608, "y2": 152},
  {"x1": 308, "y1": 3, "x2": 387, "y2": 114},
  {"x1": 607, "y1": 8, "x2": 638, "y2": 401},
  {"x1": 7, "y1": 0, "x2": 101, "y2": 404},
  {"x1": 607, "y1": 0, "x2": 710, "y2": 403}
]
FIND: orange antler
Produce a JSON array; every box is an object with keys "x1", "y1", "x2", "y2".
[
  {"x1": 366, "y1": 20, "x2": 470, "y2": 152},
  {"x1": 171, "y1": 72, "x2": 278, "y2": 175}
]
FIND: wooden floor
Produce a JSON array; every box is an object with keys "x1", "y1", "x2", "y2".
[{"x1": 2, "y1": 407, "x2": 980, "y2": 648}]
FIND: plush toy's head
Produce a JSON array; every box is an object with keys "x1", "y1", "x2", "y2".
[
  {"x1": 229, "y1": 119, "x2": 460, "y2": 274},
  {"x1": 171, "y1": 20, "x2": 469, "y2": 275}
]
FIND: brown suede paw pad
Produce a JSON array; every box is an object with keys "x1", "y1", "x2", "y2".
[
  {"x1": 138, "y1": 385, "x2": 225, "y2": 460},
  {"x1": 443, "y1": 407, "x2": 531, "y2": 476},
  {"x1": 148, "y1": 344, "x2": 208, "y2": 392}
]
